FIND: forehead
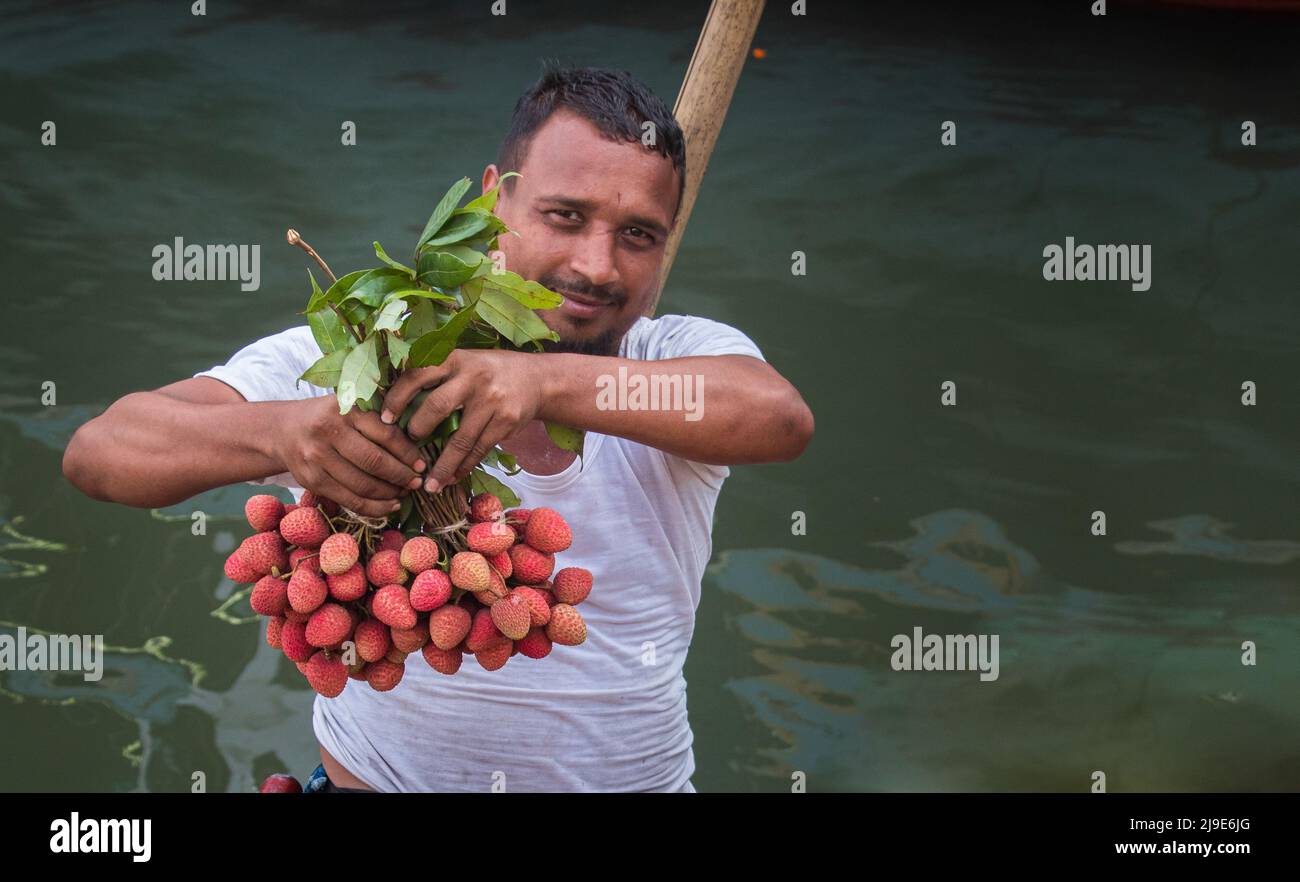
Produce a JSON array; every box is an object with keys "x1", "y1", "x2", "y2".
[{"x1": 515, "y1": 109, "x2": 679, "y2": 220}]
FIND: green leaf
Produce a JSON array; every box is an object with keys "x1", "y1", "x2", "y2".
[
  {"x1": 307, "y1": 306, "x2": 353, "y2": 354},
  {"x1": 373, "y1": 241, "x2": 415, "y2": 277},
  {"x1": 403, "y1": 298, "x2": 447, "y2": 339},
  {"x1": 337, "y1": 334, "x2": 381, "y2": 415},
  {"x1": 426, "y1": 208, "x2": 492, "y2": 247},
  {"x1": 304, "y1": 269, "x2": 367, "y2": 313},
  {"x1": 462, "y1": 171, "x2": 520, "y2": 213},
  {"x1": 417, "y1": 177, "x2": 472, "y2": 250},
  {"x1": 545, "y1": 421, "x2": 584, "y2": 454},
  {"x1": 342, "y1": 299, "x2": 374, "y2": 328},
  {"x1": 482, "y1": 447, "x2": 521, "y2": 476},
  {"x1": 397, "y1": 388, "x2": 432, "y2": 431},
  {"x1": 468, "y1": 468, "x2": 520, "y2": 508},
  {"x1": 476, "y1": 287, "x2": 559, "y2": 347},
  {"x1": 407, "y1": 286, "x2": 481, "y2": 367},
  {"x1": 415, "y1": 246, "x2": 485, "y2": 288},
  {"x1": 481, "y1": 270, "x2": 563, "y2": 309},
  {"x1": 383, "y1": 287, "x2": 457, "y2": 308},
  {"x1": 341, "y1": 268, "x2": 411, "y2": 308},
  {"x1": 372, "y1": 298, "x2": 407, "y2": 332},
  {"x1": 386, "y1": 332, "x2": 411, "y2": 369},
  {"x1": 299, "y1": 348, "x2": 349, "y2": 388}
]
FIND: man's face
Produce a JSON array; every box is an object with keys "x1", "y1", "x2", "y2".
[{"x1": 483, "y1": 109, "x2": 680, "y2": 356}]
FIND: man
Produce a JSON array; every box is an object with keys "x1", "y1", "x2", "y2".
[{"x1": 63, "y1": 66, "x2": 814, "y2": 792}]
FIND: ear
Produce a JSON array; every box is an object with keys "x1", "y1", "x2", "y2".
[{"x1": 481, "y1": 164, "x2": 500, "y2": 195}]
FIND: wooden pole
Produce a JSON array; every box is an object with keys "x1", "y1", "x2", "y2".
[{"x1": 647, "y1": 0, "x2": 765, "y2": 316}]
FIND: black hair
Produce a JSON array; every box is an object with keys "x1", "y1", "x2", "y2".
[{"x1": 496, "y1": 64, "x2": 687, "y2": 217}]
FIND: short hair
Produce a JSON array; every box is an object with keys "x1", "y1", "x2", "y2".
[{"x1": 496, "y1": 64, "x2": 687, "y2": 217}]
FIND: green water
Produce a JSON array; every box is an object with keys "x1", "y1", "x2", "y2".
[{"x1": 1, "y1": 1, "x2": 1298, "y2": 792}]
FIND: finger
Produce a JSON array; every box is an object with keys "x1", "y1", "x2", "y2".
[
  {"x1": 343, "y1": 416, "x2": 425, "y2": 484},
  {"x1": 451, "y1": 415, "x2": 512, "y2": 483},
  {"x1": 309, "y1": 465, "x2": 399, "y2": 519},
  {"x1": 407, "y1": 377, "x2": 471, "y2": 441},
  {"x1": 426, "y1": 407, "x2": 491, "y2": 492},
  {"x1": 322, "y1": 453, "x2": 407, "y2": 512},
  {"x1": 381, "y1": 364, "x2": 452, "y2": 426}
]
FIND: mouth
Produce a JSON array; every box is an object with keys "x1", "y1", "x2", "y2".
[{"x1": 558, "y1": 289, "x2": 614, "y2": 320}]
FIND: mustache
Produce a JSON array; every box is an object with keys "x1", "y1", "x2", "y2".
[{"x1": 538, "y1": 274, "x2": 624, "y2": 306}]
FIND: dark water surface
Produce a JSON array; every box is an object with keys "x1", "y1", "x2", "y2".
[{"x1": 1, "y1": 1, "x2": 1298, "y2": 791}]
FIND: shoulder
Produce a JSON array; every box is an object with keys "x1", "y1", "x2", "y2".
[{"x1": 619, "y1": 313, "x2": 766, "y2": 362}]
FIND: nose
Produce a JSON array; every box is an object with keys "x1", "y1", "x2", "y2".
[{"x1": 567, "y1": 227, "x2": 620, "y2": 291}]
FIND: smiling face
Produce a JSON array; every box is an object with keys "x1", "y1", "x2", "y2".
[{"x1": 483, "y1": 109, "x2": 681, "y2": 355}]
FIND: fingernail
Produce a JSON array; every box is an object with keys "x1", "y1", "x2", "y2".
[
  {"x1": 425, "y1": 478, "x2": 440, "y2": 493},
  {"x1": 408, "y1": 477, "x2": 422, "y2": 489},
  {"x1": 414, "y1": 459, "x2": 426, "y2": 472},
  {"x1": 381, "y1": 410, "x2": 394, "y2": 424},
  {"x1": 389, "y1": 500, "x2": 401, "y2": 512}
]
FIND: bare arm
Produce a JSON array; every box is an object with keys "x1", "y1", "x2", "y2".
[{"x1": 63, "y1": 377, "x2": 427, "y2": 517}]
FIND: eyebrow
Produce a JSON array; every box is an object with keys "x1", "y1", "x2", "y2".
[{"x1": 534, "y1": 194, "x2": 670, "y2": 239}]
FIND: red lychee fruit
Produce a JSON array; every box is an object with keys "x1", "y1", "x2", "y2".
[
  {"x1": 512, "y1": 585, "x2": 552, "y2": 627},
  {"x1": 546, "y1": 603, "x2": 587, "y2": 646},
  {"x1": 239, "y1": 531, "x2": 290, "y2": 577},
  {"x1": 224, "y1": 550, "x2": 261, "y2": 584},
  {"x1": 552, "y1": 567, "x2": 593, "y2": 605},
  {"x1": 250, "y1": 575, "x2": 289, "y2": 617},
  {"x1": 409, "y1": 569, "x2": 452, "y2": 612},
  {"x1": 326, "y1": 563, "x2": 367, "y2": 602},
  {"x1": 474, "y1": 639, "x2": 512, "y2": 671},
  {"x1": 390, "y1": 623, "x2": 429, "y2": 653},
  {"x1": 503, "y1": 509, "x2": 532, "y2": 529},
  {"x1": 306, "y1": 603, "x2": 354, "y2": 648},
  {"x1": 371, "y1": 585, "x2": 417, "y2": 630},
  {"x1": 353, "y1": 618, "x2": 391, "y2": 663},
  {"x1": 449, "y1": 551, "x2": 492, "y2": 592},
  {"x1": 490, "y1": 591, "x2": 532, "y2": 641},
  {"x1": 366, "y1": 549, "x2": 408, "y2": 587},
  {"x1": 299, "y1": 490, "x2": 340, "y2": 517},
  {"x1": 466, "y1": 522, "x2": 516, "y2": 556},
  {"x1": 365, "y1": 658, "x2": 405, "y2": 692},
  {"x1": 287, "y1": 566, "x2": 328, "y2": 614},
  {"x1": 280, "y1": 619, "x2": 314, "y2": 662},
  {"x1": 421, "y1": 643, "x2": 463, "y2": 675},
  {"x1": 259, "y1": 773, "x2": 301, "y2": 793},
  {"x1": 465, "y1": 608, "x2": 505, "y2": 653},
  {"x1": 469, "y1": 493, "x2": 503, "y2": 523},
  {"x1": 517, "y1": 627, "x2": 553, "y2": 659},
  {"x1": 486, "y1": 550, "x2": 512, "y2": 580},
  {"x1": 523, "y1": 507, "x2": 571, "y2": 554},
  {"x1": 508, "y1": 544, "x2": 554, "y2": 585},
  {"x1": 304, "y1": 650, "x2": 348, "y2": 697},
  {"x1": 428, "y1": 604, "x2": 472, "y2": 651},
  {"x1": 266, "y1": 616, "x2": 286, "y2": 650},
  {"x1": 378, "y1": 529, "x2": 406, "y2": 553},
  {"x1": 288, "y1": 547, "x2": 321, "y2": 574},
  {"x1": 245, "y1": 494, "x2": 285, "y2": 532},
  {"x1": 319, "y1": 532, "x2": 359, "y2": 575},
  {"x1": 399, "y1": 536, "x2": 439, "y2": 575},
  {"x1": 278, "y1": 506, "x2": 330, "y2": 549}
]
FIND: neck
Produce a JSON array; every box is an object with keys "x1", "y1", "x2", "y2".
[{"x1": 500, "y1": 420, "x2": 577, "y2": 477}]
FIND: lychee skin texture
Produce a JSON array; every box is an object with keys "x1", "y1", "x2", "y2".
[
  {"x1": 535, "y1": 587, "x2": 557, "y2": 607},
  {"x1": 367, "y1": 549, "x2": 408, "y2": 587},
  {"x1": 287, "y1": 566, "x2": 328, "y2": 614},
  {"x1": 326, "y1": 563, "x2": 368, "y2": 602},
  {"x1": 486, "y1": 550, "x2": 512, "y2": 580},
  {"x1": 504, "y1": 509, "x2": 532, "y2": 529},
  {"x1": 509, "y1": 544, "x2": 555, "y2": 585},
  {"x1": 319, "y1": 532, "x2": 359, "y2": 575},
  {"x1": 552, "y1": 567, "x2": 593, "y2": 605},
  {"x1": 304, "y1": 651, "x2": 348, "y2": 698},
  {"x1": 284, "y1": 608, "x2": 310, "y2": 624},
  {"x1": 409, "y1": 569, "x2": 452, "y2": 612},
  {"x1": 288, "y1": 547, "x2": 322, "y2": 574},
  {"x1": 250, "y1": 575, "x2": 290, "y2": 617},
  {"x1": 224, "y1": 550, "x2": 261, "y2": 584},
  {"x1": 512, "y1": 586, "x2": 552, "y2": 627},
  {"x1": 428, "y1": 604, "x2": 472, "y2": 651},
  {"x1": 353, "y1": 619, "x2": 391, "y2": 663},
  {"x1": 449, "y1": 552, "x2": 492, "y2": 592},
  {"x1": 469, "y1": 493, "x2": 503, "y2": 523},
  {"x1": 240, "y1": 531, "x2": 290, "y2": 577},
  {"x1": 465, "y1": 608, "x2": 505, "y2": 653},
  {"x1": 517, "y1": 627, "x2": 553, "y2": 659},
  {"x1": 280, "y1": 620, "x2": 314, "y2": 662},
  {"x1": 306, "y1": 603, "x2": 354, "y2": 648},
  {"x1": 466, "y1": 522, "x2": 516, "y2": 556},
  {"x1": 245, "y1": 495, "x2": 286, "y2": 532},
  {"x1": 422, "y1": 643, "x2": 463, "y2": 675},
  {"x1": 491, "y1": 592, "x2": 532, "y2": 641},
  {"x1": 474, "y1": 639, "x2": 512, "y2": 671},
  {"x1": 372, "y1": 585, "x2": 417, "y2": 630},
  {"x1": 278, "y1": 506, "x2": 331, "y2": 548},
  {"x1": 390, "y1": 623, "x2": 429, "y2": 653},
  {"x1": 266, "y1": 616, "x2": 286, "y2": 650},
  {"x1": 378, "y1": 529, "x2": 406, "y2": 554},
  {"x1": 259, "y1": 773, "x2": 302, "y2": 794},
  {"x1": 299, "y1": 490, "x2": 340, "y2": 517},
  {"x1": 546, "y1": 604, "x2": 587, "y2": 646},
  {"x1": 523, "y1": 507, "x2": 572, "y2": 554},
  {"x1": 365, "y1": 658, "x2": 405, "y2": 692},
  {"x1": 399, "y1": 536, "x2": 439, "y2": 575}
]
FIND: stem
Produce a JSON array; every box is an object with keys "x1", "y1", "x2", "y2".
[{"x1": 286, "y1": 229, "x2": 337, "y2": 284}]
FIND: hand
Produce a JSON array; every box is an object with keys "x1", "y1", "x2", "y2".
[
  {"x1": 380, "y1": 349, "x2": 548, "y2": 492},
  {"x1": 271, "y1": 395, "x2": 427, "y2": 518}
]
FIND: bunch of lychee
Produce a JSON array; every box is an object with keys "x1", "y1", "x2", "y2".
[{"x1": 224, "y1": 490, "x2": 592, "y2": 697}]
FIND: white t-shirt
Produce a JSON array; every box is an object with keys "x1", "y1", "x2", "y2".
[{"x1": 195, "y1": 314, "x2": 765, "y2": 792}]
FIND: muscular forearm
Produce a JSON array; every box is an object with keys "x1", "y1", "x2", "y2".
[
  {"x1": 63, "y1": 391, "x2": 290, "y2": 508},
  {"x1": 539, "y1": 353, "x2": 814, "y2": 465}
]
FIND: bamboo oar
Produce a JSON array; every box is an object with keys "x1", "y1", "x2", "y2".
[{"x1": 647, "y1": 0, "x2": 765, "y2": 316}]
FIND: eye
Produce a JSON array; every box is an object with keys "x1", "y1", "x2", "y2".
[
  {"x1": 546, "y1": 209, "x2": 581, "y2": 223},
  {"x1": 623, "y1": 226, "x2": 654, "y2": 244}
]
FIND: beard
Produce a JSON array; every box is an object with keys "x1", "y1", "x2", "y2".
[
  {"x1": 541, "y1": 328, "x2": 621, "y2": 357},
  {"x1": 535, "y1": 272, "x2": 629, "y2": 357}
]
